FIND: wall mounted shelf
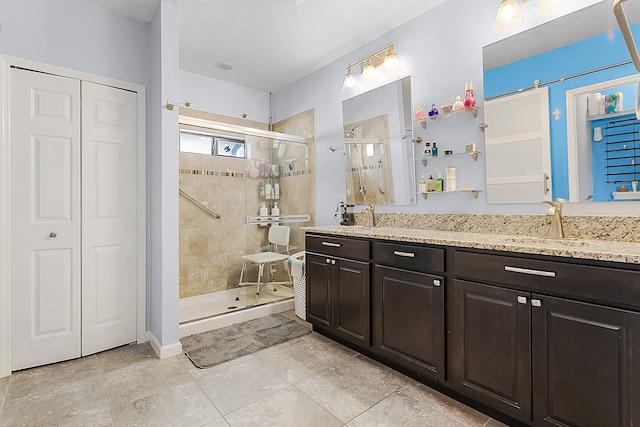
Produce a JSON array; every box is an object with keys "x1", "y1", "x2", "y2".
[
  {"x1": 417, "y1": 189, "x2": 481, "y2": 200},
  {"x1": 416, "y1": 151, "x2": 481, "y2": 166}
]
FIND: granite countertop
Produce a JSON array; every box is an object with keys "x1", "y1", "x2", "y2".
[{"x1": 303, "y1": 225, "x2": 640, "y2": 265}]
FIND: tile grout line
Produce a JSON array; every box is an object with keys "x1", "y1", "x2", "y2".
[{"x1": 94, "y1": 354, "x2": 116, "y2": 426}]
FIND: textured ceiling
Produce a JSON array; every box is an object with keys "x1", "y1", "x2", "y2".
[{"x1": 78, "y1": 0, "x2": 447, "y2": 92}]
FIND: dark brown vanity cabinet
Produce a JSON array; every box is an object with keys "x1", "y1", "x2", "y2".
[
  {"x1": 372, "y1": 241, "x2": 446, "y2": 382},
  {"x1": 452, "y1": 250, "x2": 640, "y2": 427},
  {"x1": 305, "y1": 234, "x2": 371, "y2": 349}
]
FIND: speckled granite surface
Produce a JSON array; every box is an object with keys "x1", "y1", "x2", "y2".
[
  {"x1": 304, "y1": 214, "x2": 640, "y2": 264},
  {"x1": 352, "y1": 213, "x2": 640, "y2": 243}
]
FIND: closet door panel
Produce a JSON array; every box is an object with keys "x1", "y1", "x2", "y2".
[
  {"x1": 81, "y1": 81, "x2": 138, "y2": 355},
  {"x1": 10, "y1": 68, "x2": 82, "y2": 370}
]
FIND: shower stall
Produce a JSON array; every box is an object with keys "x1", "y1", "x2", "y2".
[{"x1": 177, "y1": 117, "x2": 310, "y2": 336}]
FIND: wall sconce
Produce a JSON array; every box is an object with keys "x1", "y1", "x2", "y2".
[
  {"x1": 341, "y1": 44, "x2": 402, "y2": 94},
  {"x1": 493, "y1": 0, "x2": 573, "y2": 33}
]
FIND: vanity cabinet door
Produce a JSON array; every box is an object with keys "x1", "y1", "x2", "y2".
[
  {"x1": 532, "y1": 295, "x2": 640, "y2": 427},
  {"x1": 373, "y1": 265, "x2": 445, "y2": 381},
  {"x1": 333, "y1": 258, "x2": 370, "y2": 348},
  {"x1": 306, "y1": 253, "x2": 333, "y2": 329},
  {"x1": 306, "y1": 252, "x2": 370, "y2": 349},
  {"x1": 451, "y1": 279, "x2": 532, "y2": 423}
]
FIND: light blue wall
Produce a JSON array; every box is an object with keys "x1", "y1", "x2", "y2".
[
  {"x1": 272, "y1": 0, "x2": 602, "y2": 224},
  {"x1": 484, "y1": 23, "x2": 640, "y2": 200}
]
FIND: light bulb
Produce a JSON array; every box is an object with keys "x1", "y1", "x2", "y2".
[
  {"x1": 341, "y1": 65, "x2": 359, "y2": 93},
  {"x1": 361, "y1": 57, "x2": 378, "y2": 83},
  {"x1": 492, "y1": 0, "x2": 524, "y2": 33},
  {"x1": 382, "y1": 45, "x2": 401, "y2": 76}
]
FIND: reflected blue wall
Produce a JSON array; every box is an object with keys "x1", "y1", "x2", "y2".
[{"x1": 484, "y1": 23, "x2": 640, "y2": 199}]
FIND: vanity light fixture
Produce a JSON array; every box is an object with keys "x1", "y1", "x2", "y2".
[
  {"x1": 341, "y1": 44, "x2": 401, "y2": 93},
  {"x1": 493, "y1": 0, "x2": 573, "y2": 33}
]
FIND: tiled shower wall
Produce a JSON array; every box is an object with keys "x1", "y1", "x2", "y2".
[{"x1": 178, "y1": 109, "x2": 315, "y2": 299}]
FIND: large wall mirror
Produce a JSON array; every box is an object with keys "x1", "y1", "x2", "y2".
[
  {"x1": 342, "y1": 76, "x2": 415, "y2": 206},
  {"x1": 483, "y1": 1, "x2": 640, "y2": 210}
]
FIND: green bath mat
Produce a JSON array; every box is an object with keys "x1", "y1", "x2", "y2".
[{"x1": 180, "y1": 314, "x2": 311, "y2": 368}]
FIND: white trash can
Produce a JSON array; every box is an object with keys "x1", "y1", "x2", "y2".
[{"x1": 288, "y1": 251, "x2": 306, "y2": 320}]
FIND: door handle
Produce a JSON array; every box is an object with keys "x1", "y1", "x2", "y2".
[
  {"x1": 49, "y1": 232, "x2": 58, "y2": 238},
  {"x1": 322, "y1": 242, "x2": 341, "y2": 247},
  {"x1": 505, "y1": 265, "x2": 556, "y2": 278},
  {"x1": 393, "y1": 251, "x2": 415, "y2": 258}
]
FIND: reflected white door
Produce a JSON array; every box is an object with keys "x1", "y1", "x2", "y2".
[
  {"x1": 484, "y1": 87, "x2": 552, "y2": 203},
  {"x1": 81, "y1": 81, "x2": 138, "y2": 355},
  {"x1": 11, "y1": 68, "x2": 82, "y2": 370}
]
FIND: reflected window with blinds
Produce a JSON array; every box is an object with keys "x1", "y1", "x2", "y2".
[{"x1": 180, "y1": 131, "x2": 245, "y2": 158}]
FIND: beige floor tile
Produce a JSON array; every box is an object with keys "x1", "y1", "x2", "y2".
[
  {"x1": 0, "y1": 372, "x2": 111, "y2": 427},
  {"x1": 195, "y1": 357, "x2": 290, "y2": 415},
  {"x1": 95, "y1": 342, "x2": 159, "y2": 375},
  {"x1": 224, "y1": 386, "x2": 343, "y2": 427},
  {"x1": 102, "y1": 356, "x2": 190, "y2": 408},
  {"x1": 255, "y1": 332, "x2": 357, "y2": 383},
  {"x1": 0, "y1": 375, "x2": 9, "y2": 409},
  {"x1": 202, "y1": 418, "x2": 231, "y2": 427},
  {"x1": 110, "y1": 379, "x2": 221, "y2": 427},
  {"x1": 348, "y1": 390, "x2": 468, "y2": 427},
  {"x1": 296, "y1": 353, "x2": 410, "y2": 422},
  {"x1": 400, "y1": 380, "x2": 491, "y2": 426},
  {"x1": 485, "y1": 418, "x2": 510, "y2": 427},
  {"x1": 5, "y1": 355, "x2": 99, "y2": 400}
]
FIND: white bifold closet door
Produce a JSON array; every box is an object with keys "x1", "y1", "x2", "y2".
[{"x1": 10, "y1": 68, "x2": 138, "y2": 371}]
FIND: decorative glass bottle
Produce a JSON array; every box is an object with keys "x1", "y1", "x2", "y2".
[
  {"x1": 415, "y1": 105, "x2": 425, "y2": 121},
  {"x1": 463, "y1": 81, "x2": 476, "y2": 111},
  {"x1": 428, "y1": 103, "x2": 439, "y2": 119}
]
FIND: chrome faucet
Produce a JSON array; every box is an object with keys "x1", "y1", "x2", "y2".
[
  {"x1": 362, "y1": 203, "x2": 375, "y2": 228},
  {"x1": 543, "y1": 200, "x2": 565, "y2": 239}
]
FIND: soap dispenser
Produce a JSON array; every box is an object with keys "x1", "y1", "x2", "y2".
[{"x1": 259, "y1": 202, "x2": 268, "y2": 227}]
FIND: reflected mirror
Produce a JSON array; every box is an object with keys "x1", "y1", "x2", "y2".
[
  {"x1": 342, "y1": 76, "x2": 415, "y2": 205},
  {"x1": 483, "y1": 1, "x2": 640, "y2": 205}
]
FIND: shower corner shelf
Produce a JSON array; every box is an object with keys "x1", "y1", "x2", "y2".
[{"x1": 244, "y1": 214, "x2": 311, "y2": 225}]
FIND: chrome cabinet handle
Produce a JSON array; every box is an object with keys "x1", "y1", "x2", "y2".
[
  {"x1": 326, "y1": 259, "x2": 331, "y2": 264},
  {"x1": 531, "y1": 299, "x2": 542, "y2": 307},
  {"x1": 322, "y1": 242, "x2": 341, "y2": 247},
  {"x1": 393, "y1": 251, "x2": 415, "y2": 258},
  {"x1": 433, "y1": 279, "x2": 441, "y2": 287},
  {"x1": 517, "y1": 296, "x2": 527, "y2": 304},
  {"x1": 505, "y1": 265, "x2": 556, "y2": 278},
  {"x1": 49, "y1": 232, "x2": 57, "y2": 238}
]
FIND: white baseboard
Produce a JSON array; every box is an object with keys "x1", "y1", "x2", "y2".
[{"x1": 147, "y1": 331, "x2": 183, "y2": 358}]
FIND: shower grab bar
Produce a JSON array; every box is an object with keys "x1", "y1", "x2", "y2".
[{"x1": 179, "y1": 188, "x2": 221, "y2": 219}]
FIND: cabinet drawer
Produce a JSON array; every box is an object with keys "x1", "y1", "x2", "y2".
[
  {"x1": 454, "y1": 250, "x2": 640, "y2": 310},
  {"x1": 306, "y1": 234, "x2": 370, "y2": 261},
  {"x1": 373, "y1": 241, "x2": 444, "y2": 273}
]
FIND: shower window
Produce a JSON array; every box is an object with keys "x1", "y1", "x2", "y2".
[{"x1": 180, "y1": 131, "x2": 245, "y2": 159}]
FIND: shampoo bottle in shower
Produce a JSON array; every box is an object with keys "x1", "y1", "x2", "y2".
[
  {"x1": 259, "y1": 202, "x2": 268, "y2": 226},
  {"x1": 271, "y1": 202, "x2": 280, "y2": 217},
  {"x1": 274, "y1": 180, "x2": 280, "y2": 199},
  {"x1": 265, "y1": 179, "x2": 272, "y2": 199}
]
